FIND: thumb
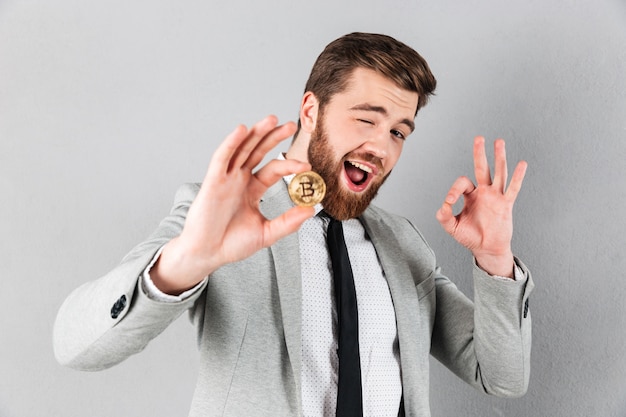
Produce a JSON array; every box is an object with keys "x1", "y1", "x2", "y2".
[
  {"x1": 436, "y1": 202, "x2": 457, "y2": 235},
  {"x1": 263, "y1": 206, "x2": 315, "y2": 247}
]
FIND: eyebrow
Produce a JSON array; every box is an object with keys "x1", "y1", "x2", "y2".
[{"x1": 349, "y1": 103, "x2": 415, "y2": 133}]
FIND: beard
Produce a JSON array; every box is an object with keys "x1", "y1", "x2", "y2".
[{"x1": 307, "y1": 117, "x2": 390, "y2": 220}]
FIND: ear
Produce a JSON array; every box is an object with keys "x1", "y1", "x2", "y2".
[{"x1": 299, "y1": 92, "x2": 319, "y2": 134}]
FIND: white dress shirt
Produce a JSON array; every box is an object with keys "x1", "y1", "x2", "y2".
[{"x1": 297, "y1": 205, "x2": 402, "y2": 417}]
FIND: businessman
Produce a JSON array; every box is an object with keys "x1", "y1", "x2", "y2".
[{"x1": 54, "y1": 32, "x2": 533, "y2": 417}]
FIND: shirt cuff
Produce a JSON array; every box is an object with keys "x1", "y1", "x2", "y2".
[
  {"x1": 491, "y1": 264, "x2": 524, "y2": 282},
  {"x1": 475, "y1": 258, "x2": 523, "y2": 282},
  {"x1": 141, "y1": 246, "x2": 207, "y2": 302}
]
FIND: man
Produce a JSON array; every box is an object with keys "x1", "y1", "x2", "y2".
[{"x1": 54, "y1": 33, "x2": 533, "y2": 417}]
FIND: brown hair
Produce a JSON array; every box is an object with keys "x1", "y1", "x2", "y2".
[{"x1": 304, "y1": 32, "x2": 437, "y2": 115}]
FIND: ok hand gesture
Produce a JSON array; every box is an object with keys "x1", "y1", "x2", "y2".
[
  {"x1": 436, "y1": 137, "x2": 527, "y2": 278},
  {"x1": 152, "y1": 116, "x2": 314, "y2": 294}
]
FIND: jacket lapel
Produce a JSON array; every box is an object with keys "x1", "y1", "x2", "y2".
[
  {"x1": 260, "y1": 181, "x2": 303, "y2": 404},
  {"x1": 359, "y1": 208, "x2": 426, "y2": 394},
  {"x1": 359, "y1": 208, "x2": 421, "y2": 319}
]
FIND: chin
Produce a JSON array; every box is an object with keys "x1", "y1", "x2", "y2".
[{"x1": 322, "y1": 177, "x2": 384, "y2": 221}]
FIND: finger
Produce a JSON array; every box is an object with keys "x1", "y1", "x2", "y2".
[
  {"x1": 436, "y1": 176, "x2": 475, "y2": 233},
  {"x1": 242, "y1": 121, "x2": 298, "y2": 171},
  {"x1": 443, "y1": 175, "x2": 475, "y2": 206},
  {"x1": 228, "y1": 116, "x2": 280, "y2": 172},
  {"x1": 248, "y1": 158, "x2": 312, "y2": 200},
  {"x1": 263, "y1": 206, "x2": 315, "y2": 247},
  {"x1": 473, "y1": 136, "x2": 492, "y2": 186},
  {"x1": 505, "y1": 160, "x2": 528, "y2": 201},
  {"x1": 209, "y1": 124, "x2": 250, "y2": 174},
  {"x1": 255, "y1": 158, "x2": 311, "y2": 186},
  {"x1": 492, "y1": 138, "x2": 508, "y2": 193},
  {"x1": 435, "y1": 198, "x2": 457, "y2": 233}
]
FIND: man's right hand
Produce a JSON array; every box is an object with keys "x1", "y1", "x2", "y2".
[{"x1": 150, "y1": 116, "x2": 314, "y2": 295}]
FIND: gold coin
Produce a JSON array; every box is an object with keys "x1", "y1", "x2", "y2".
[{"x1": 288, "y1": 171, "x2": 326, "y2": 207}]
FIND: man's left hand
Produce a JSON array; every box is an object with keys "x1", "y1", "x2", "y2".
[{"x1": 436, "y1": 136, "x2": 527, "y2": 278}]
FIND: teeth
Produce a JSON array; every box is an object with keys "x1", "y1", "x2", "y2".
[{"x1": 348, "y1": 161, "x2": 373, "y2": 173}]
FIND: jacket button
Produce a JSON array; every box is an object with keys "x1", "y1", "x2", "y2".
[{"x1": 110, "y1": 295, "x2": 127, "y2": 319}]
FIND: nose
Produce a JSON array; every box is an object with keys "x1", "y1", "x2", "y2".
[{"x1": 361, "y1": 127, "x2": 389, "y2": 160}]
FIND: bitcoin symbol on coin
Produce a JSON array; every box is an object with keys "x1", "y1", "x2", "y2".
[{"x1": 288, "y1": 171, "x2": 326, "y2": 207}]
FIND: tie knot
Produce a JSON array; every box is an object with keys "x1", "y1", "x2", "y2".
[{"x1": 320, "y1": 210, "x2": 338, "y2": 225}]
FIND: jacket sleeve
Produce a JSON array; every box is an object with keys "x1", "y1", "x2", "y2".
[
  {"x1": 53, "y1": 183, "x2": 206, "y2": 371},
  {"x1": 430, "y1": 258, "x2": 534, "y2": 397}
]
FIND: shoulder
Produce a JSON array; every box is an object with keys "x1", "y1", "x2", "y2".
[
  {"x1": 364, "y1": 204, "x2": 412, "y2": 227},
  {"x1": 173, "y1": 182, "x2": 202, "y2": 205},
  {"x1": 362, "y1": 204, "x2": 436, "y2": 259},
  {"x1": 361, "y1": 204, "x2": 439, "y2": 286}
]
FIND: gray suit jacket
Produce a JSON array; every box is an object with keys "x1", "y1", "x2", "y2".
[{"x1": 54, "y1": 181, "x2": 533, "y2": 417}]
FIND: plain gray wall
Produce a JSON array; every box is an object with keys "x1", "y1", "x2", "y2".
[{"x1": 1, "y1": 0, "x2": 625, "y2": 416}]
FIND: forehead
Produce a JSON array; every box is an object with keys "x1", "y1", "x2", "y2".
[{"x1": 332, "y1": 67, "x2": 419, "y2": 117}]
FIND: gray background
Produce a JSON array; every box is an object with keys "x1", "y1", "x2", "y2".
[{"x1": 1, "y1": 0, "x2": 625, "y2": 416}]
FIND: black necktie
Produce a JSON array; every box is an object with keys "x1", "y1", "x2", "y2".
[{"x1": 326, "y1": 216, "x2": 363, "y2": 417}]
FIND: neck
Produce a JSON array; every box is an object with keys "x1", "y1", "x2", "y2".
[{"x1": 285, "y1": 133, "x2": 311, "y2": 163}]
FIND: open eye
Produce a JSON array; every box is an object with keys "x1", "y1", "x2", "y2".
[{"x1": 391, "y1": 129, "x2": 406, "y2": 140}]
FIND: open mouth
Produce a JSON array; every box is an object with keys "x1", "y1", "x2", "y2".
[{"x1": 343, "y1": 160, "x2": 376, "y2": 191}]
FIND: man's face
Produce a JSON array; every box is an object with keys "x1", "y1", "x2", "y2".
[{"x1": 307, "y1": 68, "x2": 419, "y2": 220}]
